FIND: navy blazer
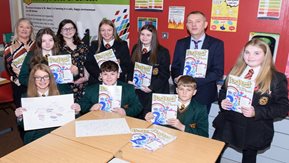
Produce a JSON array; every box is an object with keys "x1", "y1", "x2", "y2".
[
  {"x1": 85, "y1": 40, "x2": 132, "y2": 84},
  {"x1": 213, "y1": 71, "x2": 289, "y2": 150},
  {"x1": 171, "y1": 35, "x2": 224, "y2": 105}
]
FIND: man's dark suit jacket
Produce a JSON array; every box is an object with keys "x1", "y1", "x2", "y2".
[{"x1": 171, "y1": 35, "x2": 224, "y2": 106}]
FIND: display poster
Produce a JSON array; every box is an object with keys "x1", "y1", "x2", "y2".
[
  {"x1": 23, "y1": 0, "x2": 130, "y2": 41},
  {"x1": 168, "y1": 6, "x2": 185, "y2": 30},
  {"x1": 257, "y1": 0, "x2": 282, "y2": 19},
  {"x1": 210, "y1": 0, "x2": 239, "y2": 32}
]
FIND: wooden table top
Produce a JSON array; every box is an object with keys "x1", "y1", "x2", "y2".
[
  {"x1": 117, "y1": 124, "x2": 225, "y2": 163},
  {"x1": 0, "y1": 134, "x2": 113, "y2": 163},
  {"x1": 51, "y1": 111, "x2": 152, "y2": 155}
]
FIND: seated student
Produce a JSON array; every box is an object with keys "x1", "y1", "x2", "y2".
[
  {"x1": 15, "y1": 64, "x2": 80, "y2": 144},
  {"x1": 79, "y1": 60, "x2": 142, "y2": 117},
  {"x1": 145, "y1": 75, "x2": 208, "y2": 137}
]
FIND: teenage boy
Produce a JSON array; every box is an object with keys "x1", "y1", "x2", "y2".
[
  {"x1": 145, "y1": 75, "x2": 208, "y2": 137},
  {"x1": 79, "y1": 61, "x2": 142, "y2": 117}
]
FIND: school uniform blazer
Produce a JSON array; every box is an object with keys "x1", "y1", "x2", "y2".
[
  {"x1": 128, "y1": 45, "x2": 171, "y2": 94},
  {"x1": 18, "y1": 51, "x2": 72, "y2": 94},
  {"x1": 85, "y1": 40, "x2": 132, "y2": 84},
  {"x1": 178, "y1": 99, "x2": 209, "y2": 137},
  {"x1": 212, "y1": 71, "x2": 289, "y2": 150},
  {"x1": 78, "y1": 81, "x2": 142, "y2": 117},
  {"x1": 171, "y1": 35, "x2": 224, "y2": 105}
]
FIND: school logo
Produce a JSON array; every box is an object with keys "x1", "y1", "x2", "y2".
[
  {"x1": 259, "y1": 96, "x2": 269, "y2": 105},
  {"x1": 152, "y1": 67, "x2": 159, "y2": 75},
  {"x1": 23, "y1": 0, "x2": 32, "y2": 5}
]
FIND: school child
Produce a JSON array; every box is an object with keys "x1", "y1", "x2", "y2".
[
  {"x1": 145, "y1": 75, "x2": 208, "y2": 137},
  {"x1": 212, "y1": 38, "x2": 289, "y2": 163},
  {"x1": 19, "y1": 27, "x2": 75, "y2": 94},
  {"x1": 15, "y1": 64, "x2": 80, "y2": 144},
  {"x1": 79, "y1": 60, "x2": 142, "y2": 117}
]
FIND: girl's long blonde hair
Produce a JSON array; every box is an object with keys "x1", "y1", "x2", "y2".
[
  {"x1": 227, "y1": 38, "x2": 276, "y2": 94},
  {"x1": 27, "y1": 64, "x2": 59, "y2": 97}
]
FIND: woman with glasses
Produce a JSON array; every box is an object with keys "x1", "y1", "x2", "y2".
[
  {"x1": 15, "y1": 64, "x2": 80, "y2": 144},
  {"x1": 86, "y1": 18, "x2": 131, "y2": 84},
  {"x1": 3, "y1": 18, "x2": 36, "y2": 107},
  {"x1": 56, "y1": 19, "x2": 89, "y2": 102}
]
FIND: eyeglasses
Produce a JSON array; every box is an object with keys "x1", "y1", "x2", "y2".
[
  {"x1": 34, "y1": 75, "x2": 50, "y2": 81},
  {"x1": 62, "y1": 27, "x2": 75, "y2": 32}
]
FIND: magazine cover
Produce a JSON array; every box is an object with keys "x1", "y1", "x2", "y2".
[
  {"x1": 12, "y1": 53, "x2": 27, "y2": 69},
  {"x1": 133, "y1": 62, "x2": 152, "y2": 89},
  {"x1": 99, "y1": 85, "x2": 122, "y2": 112},
  {"x1": 130, "y1": 128, "x2": 176, "y2": 151},
  {"x1": 226, "y1": 75, "x2": 255, "y2": 113},
  {"x1": 94, "y1": 49, "x2": 121, "y2": 72},
  {"x1": 48, "y1": 54, "x2": 73, "y2": 84},
  {"x1": 183, "y1": 49, "x2": 208, "y2": 78},
  {"x1": 151, "y1": 93, "x2": 178, "y2": 125}
]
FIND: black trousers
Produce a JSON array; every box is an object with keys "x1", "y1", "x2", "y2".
[
  {"x1": 12, "y1": 83, "x2": 26, "y2": 108},
  {"x1": 215, "y1": 145, "x2": 257, "y2": 163}
]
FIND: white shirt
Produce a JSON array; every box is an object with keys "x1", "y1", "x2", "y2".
[
  {"x1": 37, "y1": 90, "x2": 49, "y2": 97},
  {"x1": 190, "y1": 34, "x2": 206, "y2": 50},
  {"x1": 103, "y1": 39, "x2": 115, "y2": 47}
]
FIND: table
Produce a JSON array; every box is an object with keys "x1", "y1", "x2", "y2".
[
  {"x1": 51, "y1": 111, "x2": 152, "y2": 155},
  {"x1": 0, "y1": 134, "x2": 113, "y2": 163},
  {"x1": 117, "y1": 125, "x2": 225, "y2": 163}
]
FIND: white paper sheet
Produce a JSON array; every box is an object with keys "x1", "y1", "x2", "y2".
[
  {"x1": 22, "y1": 94, "x2": 75, "y2": 131},
  {"x1": 75, "y1": 118, "x2": 131, "y2": 137}
]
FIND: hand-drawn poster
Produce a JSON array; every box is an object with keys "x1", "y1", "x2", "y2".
[
  {"x1": 257, "y1": 0, "x2": 282, "y2": 19},
  {"x1": 22, "y1": 94, "x2": 75, "y2": 131},
  {"x1": 210, "y1": 0, "x2": 239, "y2": 32},
  {"x1": 99, "y1": 85, "x2": 122, "y2": 112},
  {"x1": 48, "y1": 55, "x2": 73, "y2": 84},
  {"x1": 226, "y1": 75, "x2": 255, "y2": 113},
  {"x1": 151, "y1": 93, "x2": 178, "y2": 125},
  {"x1": 75, "y1": 118, "x2": 130, "y2": 137},
  {"x1": 183, "y1": 49, "x2": 209, "y2": 78},
  {"x1": 168, "y1": 6, "x2": 185, "y2": 30},
  {"x1": 135, "y1": 0, "x2": 163, "y2": 11},
  {"x1": 133, "y1": 62, "x2": 152, "y2": 89},
  {"x1": 137, "y1": 17, "x2": 158, "y2": 30}
]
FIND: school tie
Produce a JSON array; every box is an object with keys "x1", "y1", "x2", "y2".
[
  {"x1": 179, "y1": 104, "x2": 186, "y2": 111},
  {"x1": 105, "y1": 43, "x2": 111, "y2": 49},
  {"x1": 42, "y1": 94, "x2": 46, "y2": 97},
  {"x1": 244, "y1": 69, "x2": 254, "y2": 80},
  {"x1": 142, "y1": 48, "x2": 148, "y2": 54},
  {"x1": 192, "y1": 40, "x2": 201, "y2": 49}
]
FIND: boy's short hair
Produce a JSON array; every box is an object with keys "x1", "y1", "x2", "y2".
[
  {"x1": 177, "y1": 75, "x2": 197, "y2": 89},
  {"x1": 100, "y1": 60, "x2": 119, "y2": 72}
]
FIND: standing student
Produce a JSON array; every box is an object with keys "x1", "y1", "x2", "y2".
[
  {"x1": 3, "y1": 18, "x2": 36, "y2": 107},
  {"x1": 85, "y1": 18, "x2": 131, "y2": 84},
  {"x1": 79, "y1": 61, "x2": 142, "y2": 117},
  {"x1": 212, "y1": 38, "x2": 289, "y2": 163},
  {"x1": 57, "y1": 19, "x2": 89, "y2": 102},
  {"x1": 128, "y1": 24, "x2": 170, "y2": 119},
  {"x1": 15, "y1": 64, "x2": 80, "y2": 144},
  {"x1": 145, "y1": 76, "x2": 208, "y2": 137},
  {"x1": 19, "y1": 28, "x2": 75, "y2": 94},
  {"x1": 171, "y1": 11, "x2": 224, "y2": 114}
]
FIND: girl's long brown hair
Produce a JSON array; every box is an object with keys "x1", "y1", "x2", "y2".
[
  {"x1": 27, "y1": 64, "x2": 59, "y2": 97},
  {"x1": 131, "y1": 24, "x2": 159, "y2": 65}
]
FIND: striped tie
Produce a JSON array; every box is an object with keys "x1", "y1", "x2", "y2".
[
  {"x1": 192, "y1": 40, "x2": 201, "y2": 49},
  {"x1": 245, "y1": 69, "x2": 254, "y2": 80}
]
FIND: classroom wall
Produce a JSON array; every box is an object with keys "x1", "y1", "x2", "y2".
[
  {"x1": 129, "y1": 0, "x2": 289, "y2": 75},
  {"x1": 0, "y1": 0, "x2": 12, "y2": 44}
]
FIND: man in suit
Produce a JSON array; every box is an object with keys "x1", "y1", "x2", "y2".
[{"x1": 171, "y1": 11, "x2": 224, "y2": 114}]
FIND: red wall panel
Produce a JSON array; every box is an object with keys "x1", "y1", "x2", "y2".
[
  {"x1": 130, "y1": 0, "x2": 289, "y2": 74},
  {"x1": 0, "y1": 0, "x2": 11, "y2": 44}
]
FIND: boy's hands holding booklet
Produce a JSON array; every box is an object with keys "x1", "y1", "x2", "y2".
[{"x1": 167, "y1": 118, "x2": 185, "y2": 132}]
